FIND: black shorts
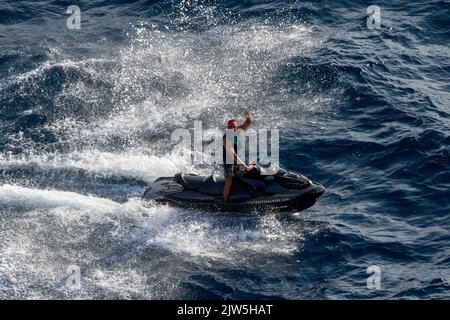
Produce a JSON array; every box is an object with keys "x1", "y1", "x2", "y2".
[{"x1": 224, "y1": 164, "x2": 237, "y2": 177}]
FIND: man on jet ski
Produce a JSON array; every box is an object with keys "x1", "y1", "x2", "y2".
[{"x1": 223, "y1": 111, "x2": 254, "y2": 202}]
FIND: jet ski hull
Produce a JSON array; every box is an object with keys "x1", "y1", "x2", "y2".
[{"x1": 149, "y1": 190, "x2": 323, "y2": 213}]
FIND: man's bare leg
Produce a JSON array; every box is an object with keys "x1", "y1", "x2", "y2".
[{"x1": 223, "y1": 176, "x2": 233, "y2": 202}]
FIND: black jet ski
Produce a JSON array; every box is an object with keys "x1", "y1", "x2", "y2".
[{"x1": 142, "y1": 164, "x2": 325, "y2": 213}]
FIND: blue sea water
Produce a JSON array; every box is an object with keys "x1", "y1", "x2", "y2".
[{"x1": 0, "y1": 0, "x2": 449, "y2": 299}]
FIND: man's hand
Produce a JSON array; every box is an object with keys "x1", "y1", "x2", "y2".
[
  {"x1": 238, "y1": 111, "x2": 252, "y2": 131},
  {"x1": 244, "y1": 163, "x2": 254, "y2": 171}
]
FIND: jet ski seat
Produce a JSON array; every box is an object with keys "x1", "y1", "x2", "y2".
[
  {"x1": 258, "y1": 163, "x2": 280, "y2": 176},
  {"x1": 175, "y1": 173, "x2": 224, "y2": 196}
]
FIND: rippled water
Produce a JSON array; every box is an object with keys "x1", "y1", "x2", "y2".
[{"x1": 0, "y1": 0, "x2": 449, "y2": 299}]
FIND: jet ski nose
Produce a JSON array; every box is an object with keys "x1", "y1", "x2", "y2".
[{"x1": 313, "y1": 183, "x2": 326, "y2": 197}]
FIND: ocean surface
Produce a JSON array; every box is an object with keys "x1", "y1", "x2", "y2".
[{"x1": 0, "y1": 0, "x2": 449, "y2": 299}]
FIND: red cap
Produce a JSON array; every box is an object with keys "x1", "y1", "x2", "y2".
[{"x1": 227, "y1": 119, "x2": 237, "y2": 127}]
